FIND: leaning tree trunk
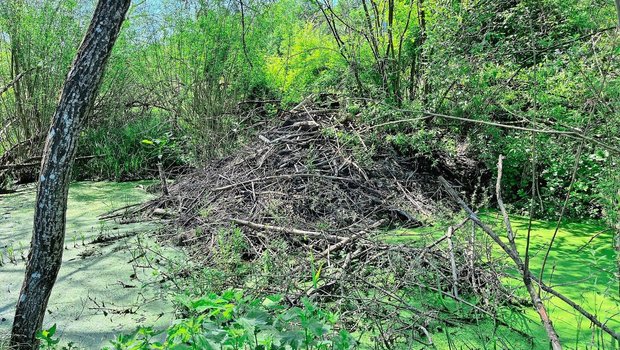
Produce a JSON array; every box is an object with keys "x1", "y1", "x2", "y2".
[{"x1": 10, "y1": 1, "x2": 130, "y2": 349}]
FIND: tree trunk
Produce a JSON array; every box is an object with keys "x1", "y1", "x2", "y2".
[
  {"x1": 615, "y1": 0, "x2": 620, "y2": 27},
  {"x1": 9, "y1": 1, "x2": 130, "y2": 349}
]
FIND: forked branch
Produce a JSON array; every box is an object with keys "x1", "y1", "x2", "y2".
[
  {"x1": 439, "y1": 175, "x2": 620, "y2": 343},
  {"x1": 440, "y1": 176, "x2": 562, "y2": 349}
]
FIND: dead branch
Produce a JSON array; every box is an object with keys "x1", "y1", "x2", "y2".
[
  {"x1": 440, "y1": 176, "x2": 562, "y2": 348},
  {"x1": 0, "y1": 68, "x2": 35, "y2": 97},
  {"x1": 230, "y1": 218, "x2": 346, "y2": 242},
  {"x1": 0, "y1": 155, "x2": 103, "y2": 171},
  {"x1": 496, "y1": 155, "x2": 516, "y2": 251},
  {"x1": 440, "y1": 176, "x2": 619, "y2": 344},
  {"x1": 317, "y1": 220, "x2": 385, "y2": 258},
  {"x1": 212, "y1": 173, "x2": 363, "y2": 192},
  {"x1": 446, "y1": 226, "x2": 459, "y2": 298},
  {"x1": 369, "y1": 107, "x2": 620, "y2": 155}
]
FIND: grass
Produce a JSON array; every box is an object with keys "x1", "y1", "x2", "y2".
[
  {"x1": 383, "y1": 212, "x2": 619, "y2": 349},
  {"x1": 77, "y1": 114, "x2": 183, "y2": 181}
]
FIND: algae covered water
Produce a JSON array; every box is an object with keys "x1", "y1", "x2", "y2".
[
  {"x1": 385, "y1": 213, "x2": 619, "y2": 348},
  {"x1": 0, "y1": 181, "x2": 183, "y2": 348}
]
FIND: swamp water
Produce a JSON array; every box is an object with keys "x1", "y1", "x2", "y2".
[
  {"x1": 0, "y1": 181, "x2": 184, "y2": 348},
  {"x1": 387, "y1": 213, "x2": 620, "y2": 349}
]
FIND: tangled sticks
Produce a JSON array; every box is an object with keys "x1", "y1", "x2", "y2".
[
  {"x1": 103, "y1": 100, "x2": 497, "y2": 290},
  {"x1": 114, "y1": 103, "x2": 439, "y2": 248}
]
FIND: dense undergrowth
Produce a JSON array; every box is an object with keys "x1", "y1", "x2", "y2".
[
  {"x1": 37, "y1": 292, "x2": 357, "y2": 350},
  {"x1": 22, "y1": 210, "x2": 617, "y2": 349}
]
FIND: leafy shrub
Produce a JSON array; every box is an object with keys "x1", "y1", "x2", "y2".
[
  {"x1": 106, "y1": 291, "x2": 355, "y2": 350},
  {"x1": 37, "y1": 324, "x2": 77, "y2": 350},
  {"x1": 265, "y1": 14, "x2": 344, "y2": 105},
  {"x1": 38, "y1": 292, "x2": 356, "y2": 350}
]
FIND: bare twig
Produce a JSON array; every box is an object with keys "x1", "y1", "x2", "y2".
[
  {"x1": 0, "y1": 68, "x2": 35, "y2": 97},
  {"x1": 157, "y1": 162, "x2": 170, "y2": 196},
  {"x1": 496, "y1": 155, "x2": 516, "y2": 251},
  {"x1": 368, "y1": 107, "x2": 620, "y2": 154},
  {"x1": 230, "y1": 218, "x2": 346, "y2": 242},
  {"x1": 440, "y1": 176, "x2": 620, "y2": 342},
  {"x1": 0, "y1": 155, "x2": 104, "y2": 170},
  {"x1": 440, "y1": 176, "x2": 563, "y2": 349},
  {"x1": 446, "y1": 226, "x2": 459, "y2": 298}
]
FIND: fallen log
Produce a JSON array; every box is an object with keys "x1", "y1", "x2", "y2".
[{"x1": 230, "y1": 218, "x2": 346, "y2": 242}]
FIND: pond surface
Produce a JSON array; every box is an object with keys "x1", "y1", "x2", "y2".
[
  {"x1": 0, "y1": 181, "x2": 183, "y2": 349},
  {"x1": 386, "y1": 213, "x2": 620, "y2": 349}
]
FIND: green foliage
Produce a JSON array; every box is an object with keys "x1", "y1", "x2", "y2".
[
  {"x1": 0, "y1": 0, "x2": 83, "y2": 145},
  {"x1": 1, "y1": 0, "x2": 616, "y2": 222},
  {"x1": 37, "y1": 324, "x2": 77, "y2": 350},
  {"x1": 76, "y1": 115, "x2": 185, "y2": 181},
  {"x1": 213, "y1": 225, "x2": 248, "y2": 273},
  {"x1": 1, "y1": 1, "x2": 619, "y2": 349},
  {"x1": 385, "y1": 129, "x2": 449, "y2": 159},
  {"x1": 37, "y1": 324, "x2": 60, "y2": 348},
  {"x1": 266, "y1": 21, "x2": 343, "y2": 104},
  {"x1": 421, "y1": 0, "x2": 620, "y2": 219},
  {"x1": 105, "y1": 292, "x2": 355, "y2": 350}
]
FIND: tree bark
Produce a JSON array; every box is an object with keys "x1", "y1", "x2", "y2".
[
  {"x1": 615, "y1": 0, "x2": 620, "y2": 27},
  {"x1": 9, "y1": 1, "x2": 130, "y2": 349}
]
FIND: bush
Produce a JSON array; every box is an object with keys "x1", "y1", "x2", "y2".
[
  {"x1": 38, "y1": 292, "x2": 356, "y2": 350},
  {"x1": 76, "y1": 115, "x2": 186, "y2": 181}
]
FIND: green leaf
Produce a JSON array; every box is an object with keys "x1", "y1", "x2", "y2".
[{"x1": 48, "y1": 324, "x2": 57, "y2": 337}]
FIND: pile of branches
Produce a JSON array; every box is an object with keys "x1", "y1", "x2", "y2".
[
  {"x1": 104, "y1": 98, "x2": 521, "y2": 346},
  {"x1": 109, "y1": 97, "x2": 441, "y2": 247}
]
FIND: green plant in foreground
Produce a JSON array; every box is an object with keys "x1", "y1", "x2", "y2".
[
  {"x1": 37, "y1": 324, "x2": 77, "y2": 350},
  {"x1": 105, "y1": 291, "x2": 355, "y2": 350}
]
